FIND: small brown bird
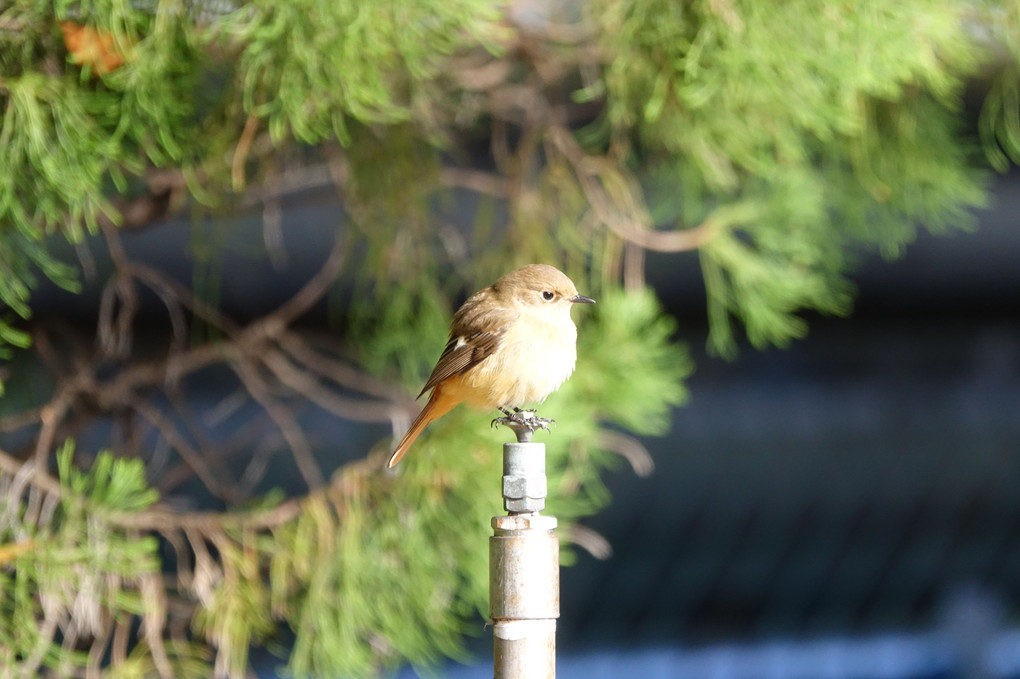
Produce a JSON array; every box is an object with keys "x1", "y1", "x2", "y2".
[{"x1": 386, "y1": 264, "x2": 595, "y2": 468}]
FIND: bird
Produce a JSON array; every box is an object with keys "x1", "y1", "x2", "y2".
[{"x1": 386, "y1": 264, "x2": 595, "y2": 468}]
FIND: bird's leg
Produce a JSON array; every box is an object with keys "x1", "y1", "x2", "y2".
[
  {"x1": 491, "y1": 408, "x2": 514, "y2": 430},
  {"x1": 491, "y1": 406, "x2": 556, "y2": 442},
  {"x1": 511, "y1": 406, "x2": 547, "y2": 419}
]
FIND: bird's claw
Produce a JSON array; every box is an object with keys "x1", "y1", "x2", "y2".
[{"x1": 491, "y1": 408, "x2": 556, "y2": 442}]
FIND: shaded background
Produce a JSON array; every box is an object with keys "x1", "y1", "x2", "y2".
[{"x1": 555, "y1": 169, "x2": 1020, "y2": 677}]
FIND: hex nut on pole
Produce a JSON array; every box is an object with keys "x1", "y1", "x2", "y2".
[{"x1": 502, "y1": 442, "x2": 547, "y2": 513}]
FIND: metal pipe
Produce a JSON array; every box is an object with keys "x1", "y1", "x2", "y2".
[{"x1": 490, "y1": 441, "x2": 559, "y2": 679}]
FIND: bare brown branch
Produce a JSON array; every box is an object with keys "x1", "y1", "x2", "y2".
[
  {"x1": 128, "y1": 399, "x2": 235, "y2": 502},
  {"x1": 278, "y1": 331, "x2": 412, "y2": 404},
  {"x1": 439, "y1": 167, "x2": 509, "y2": 197},
  {"x1": 229, "y1": 358, "x2": 325, "y2": 490},
  {"x1": 596, "y1": 428, "x2": 655, "y2": 477},
  {"x1": 547, "y1": 125, "x2": 714, "y2": 253},
  {"x1": 261, "y1": 348, "x2": 400, "y2": 424},
  {"x1": 232, "y1": 113, "x2": 260, "y2": 191},
  {"x1": 263, "y1": 231, "x2": 347, "y2": 329},
  {"x1": 0, "y1": 406, "x2": 44, "y2": 433},
  {"x1": 561, "y1": 523, "x2": 612, "y2": 560}
]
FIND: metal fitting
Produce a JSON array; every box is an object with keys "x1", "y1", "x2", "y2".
[
  {"x1": 501, "y1": 442, "x2": 547, "y2": 513},
  {"x1": 489, "y1": 516, "x2": 559, "y2": 621}
]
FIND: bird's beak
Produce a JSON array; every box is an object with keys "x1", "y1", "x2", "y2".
[{"x1": 570, "y1": 294, "x2": 596, "y2": 304}]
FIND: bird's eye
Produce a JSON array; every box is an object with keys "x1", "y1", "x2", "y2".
[{"x1": 541, "y1": 291, "x2": 555, "y2": 302}]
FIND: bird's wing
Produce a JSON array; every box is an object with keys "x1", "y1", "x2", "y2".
[{"x1": 417, "y1": 300, "x2": 513, "y2": 398}]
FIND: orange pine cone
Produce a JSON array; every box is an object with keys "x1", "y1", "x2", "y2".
[{"x1": 60, "y1": 21, "x2": 126, "y2": 75}]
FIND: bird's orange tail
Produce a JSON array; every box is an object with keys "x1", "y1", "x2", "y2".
[{"x1": 387, "y1": 388, "x2": 459, "y2": 468}]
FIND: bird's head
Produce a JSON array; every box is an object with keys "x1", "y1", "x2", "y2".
[{"x1": 495, "y1": 264, "x2": 596, "y2": 320}]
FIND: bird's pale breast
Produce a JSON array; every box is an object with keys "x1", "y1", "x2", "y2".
[{"x1": 452, "y1": 312, "x2": 577, "y2": 410}]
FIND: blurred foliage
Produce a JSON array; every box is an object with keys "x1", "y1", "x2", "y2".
[
  {"x1": 0, "y1": 442, "x2": 204, "y2": 676},
  {"x1": 1, "y1": 0, "x2": 1019, "y2": 676},
  {"x1": 2, "y1": 0, "x2": 1019, "y2": 357},
  {"x1": 594, "y1": 0, "x2": 1001, "y2": 354}
]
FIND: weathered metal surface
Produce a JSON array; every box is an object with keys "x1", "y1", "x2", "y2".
[
  {"x1": 490, "y1": 516, "x2": 559, "y2": 620},
  {"x1": 493, "y1": 619, "x2": 557, "y2": 679},
  {"x1": 502, "y1": 441, "x2": 548, "y2": 513}
]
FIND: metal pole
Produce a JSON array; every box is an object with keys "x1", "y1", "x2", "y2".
[{"x1": 490, "y1": 440, "x2": 559, "y2": 679}]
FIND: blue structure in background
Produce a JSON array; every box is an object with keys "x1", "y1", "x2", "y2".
[{"x1": 392, "y1": 628, "x2": 1020, "y2": 679}]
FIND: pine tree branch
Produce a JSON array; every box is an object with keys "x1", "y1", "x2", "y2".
[
  {"x1": 0, "y1": 451, "x2": 60, "y2": 497},
  {"x1": 165, "y1": 389, "x2": 247, "y2": 494},
  {"x1": 261, "y1": 232, "x2": 347, "y2": 330},
  {"x1": 33, "y1": 387, "x2": 76, "y2": 470},
  {"x1": 0, "y1": 443, "x2": 381, "y2": 534},
  {"x1": 5, "y1": 223, "x2": 406, "y2": 503},
  {"x1": 231, "y1": 114, "x2": 260, "y2": 191},
  {"x1": 228, "y1": 356, "x2": 325, "y2": 490},
  {"x1": 546, "y1": 124, "x2": 715, "y2": 253},
  {"x1": 595, "y1": 428, "x2": 655, "y2": 477},
  {"x1": 0, "y1": 406, "x2": 44, "y2": 433},
  {"x1": 86, "y1": 608, "x2": 115, "y2": 677},
  {"x1": 128, "y1": 398, "x2": 234, "y2": 502},
  {"x1": 439, "y1": 167, "x2": 509, "y2": 197},
  {"x1": 277, "y1": 331, "x2": 413, "y2": 404},
  {"x1": 140, "y1": 572, "x2": 174, "y2": 679},
  {"x1": 561, "y1": 523, "x2": 612, "y2": 560},
  {"x1": 260, "y1": 348, "x2": 403, "y2": 424}
]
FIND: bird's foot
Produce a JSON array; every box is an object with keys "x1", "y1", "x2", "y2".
[
  {"x1": 491, "y1": 407, "x2": 555, "y2": 443},
  {"x1": 490, "y1": 407, "x2": 555, "y2": 430}
]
